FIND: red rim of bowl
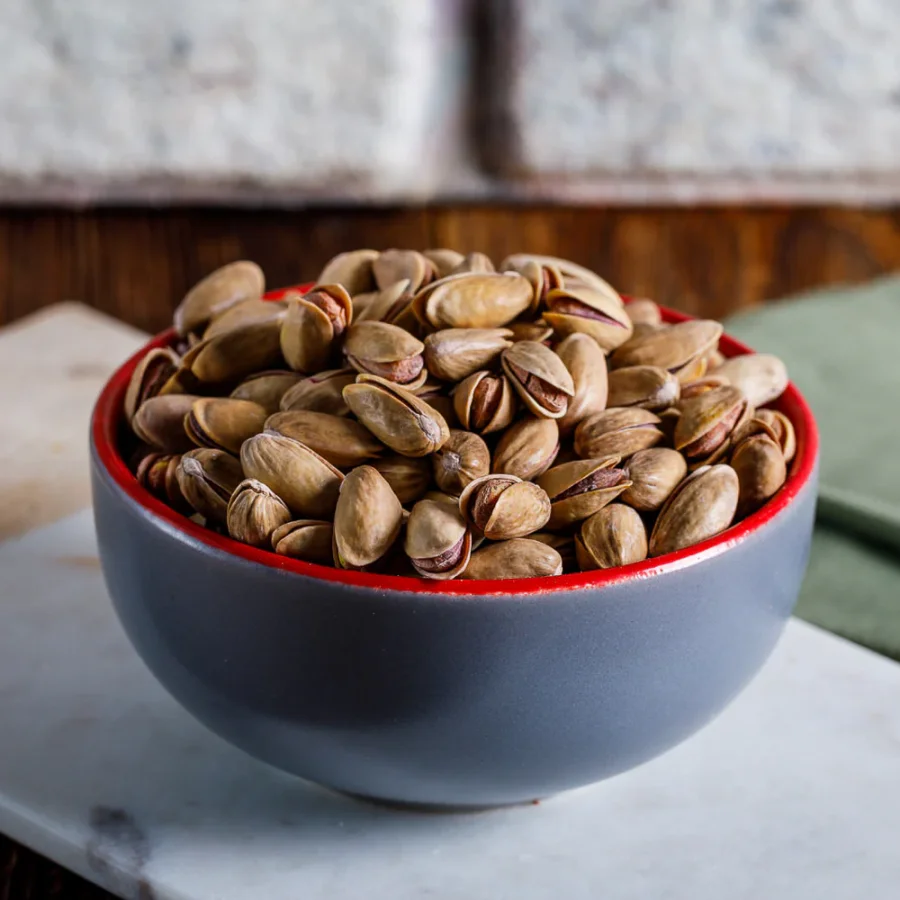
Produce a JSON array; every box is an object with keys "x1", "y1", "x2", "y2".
[{"x1": 91, "y1": 285, "x2": 819, "y2": 596}]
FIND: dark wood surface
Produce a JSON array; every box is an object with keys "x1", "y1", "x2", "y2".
[{"x1": 2, "y1": 203, "x2": 900, "y2": 900}]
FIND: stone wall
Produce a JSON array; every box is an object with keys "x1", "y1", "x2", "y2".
[{"x1": 2, "y1": 0, "x2": 899, "y2": 204}]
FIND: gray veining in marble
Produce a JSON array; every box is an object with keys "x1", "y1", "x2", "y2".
[{"x1": 1, "y1": 509, "x2": 899, "y2": 899}]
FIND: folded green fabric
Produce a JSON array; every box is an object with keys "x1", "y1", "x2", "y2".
[{"x1": 725, "y1": 276, "x2": 900, "y2": 656}]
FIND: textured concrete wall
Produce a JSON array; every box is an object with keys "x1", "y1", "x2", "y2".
[{"x1": 1, "y1": 0, "x2": 899, "y2": 204}]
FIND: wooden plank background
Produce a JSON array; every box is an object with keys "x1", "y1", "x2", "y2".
[{"x1": 2, "y1": 203, "x2": 900, "y2": 899}]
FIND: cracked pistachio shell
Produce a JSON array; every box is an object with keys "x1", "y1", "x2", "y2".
[
  {"x1": 343, "y1": 321, "x2": 427, "y2": 389},
  {"x1": 136, "y1": 452, "x2": 191, "y2": 514},
  {"x1": 576, "y1": 504, "x2": 648, "y2": 571},
  {"x1": 710, "y1": 353, "x2": 789, "y2": 408},
  {"x1": 124, "y1": 347, "x2": 181, "y2": 421},
  {"x1": 423, "y1": 327, "x2": 513, "y2": 382},
  {"x1": 610, "y1": 320, "x2": 723, "y2": 373},
  {"x1": 538, "y1": 457, "x2": 632, "y2": 529},
  {"x1": 607, "y1": 365, "x2": 681, "y2": 411},
  {"x1": 240, "y1": 432, "x2": 343, "y2": 519},
  {"x1": 530, "y1": 531, "x2": 577, "y2": 571},
  {"x1": 755, "y1": 409, "x2": 796, "y2": 463},
  {"x1": 353, "y1": 280, "x2": 413, "y2": 325},
  {"x1": 574, "y1": 408, "x2": 664, "y2": 459},
  {"x1": 404, "y1": 498, "x2": 472, "y2": 580},
  {"x1": 183, "y1": 317, "x2": 284, "y2": 385},
  {"x1": 280, "y1": 285, "x2": 353, "y2": 374},
  {"x1": 555, "y1": 333, "x2": 609, "y2": 436},
  {"x1": 265, "y1": 409, "x2": 384, "y2": 468},
  {"x1": 132, "y1": 394, "x2": 199, "y2": 453},
  {"x1": 461, "y1": 539, "x2": 563, "y2": 580},
  {"x1": 279, "y1": 368, "x2": 355, "y2": 416},
  {"x1": 414, "y1": 272, "x2": 533, "y2": 329},
  {"x1": 185, "y1": 397, "x2": 268, "y2": 454},
  {"x1": 176, "y1": 449, "x2": 245, "y2": 524},
  {"x1": 449, "y1": 252, "x2": 495, "y2": 275},
  {"x1": 679, "y1": 374, "x2": 731, "y2": 400},
  {"x1": 453, "y1": 371, "x2": 517, "y2": 435},
  {"x1": 370, "y1": 455, "x2": 432, "y2": 505},
  {"x1": 674, "y1": 385, "x2": 748, "y2": 462},
  {"x1": 501, "y1": 341, "x2": 575, "y2": 419},
  {"x1": 431, "y1": 430, "x2": 491, "y2": 496},
  {"x1": 458, "y1": 474, "x2": 551, "y2": 540},
  {"x1": 500, "y1": 256, "x2": 564, "y2": 314},
  {"x1": 272, "y1": 519, "x2": 334, "y2": 564},
  {"x1": 422, "y1": 248, "x2": 466, "y2": 278},
  {"x1": 373, "y1": 249, "x2": 436, "y2": 293},
  {"x1": 343, "y1": 374, "x2": 449, "y2": 457},
  {"x1": 543, "y1": 286, "x2": 633, "y2": 351},
  {"x1": 731, "y1": 434, "x2": 787, "y2": 518},
  {"x1": 226, "y1": 479, "x2": 291, "y2": 548},
  {"x1": 203, "y1": 296, "x2": 286, "y2": 340},
  {"x1": 508, "y1": 320, "x2": 555, "y2": 343},
  {"x1": 412, "y1": 380, "x2": 457, "y2": 427},
  {"x1": 503, "y1": 255, "x2": 620, "y2": 304},
  {"x1": 492, "y1": 417, "x2": 559, "y2": 481},
  {"x1": 625, "y1": 298, "x2": 662, "y2": 327},
  {"x1": 649, "y1": 464, "x2": 739, "y2": 557},
  {"x1": 230, "y1": 370, "x2": 303, "y2": 415},
  {"x1": 333, "y1": 466, "x2": 403, "y2": 569},
  {"x1": 317, "y1": 249, "x2": 379, "y2": 296},
  {"x1": 173, "y1": 261, "x2": 265, "y2": 337},
  {"x1": 621, "y1": 448, "x2": 688, "y2": 512}
]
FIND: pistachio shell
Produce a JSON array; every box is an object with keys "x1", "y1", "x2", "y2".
[
  {"x1": 404, "y1": 498, "x2": 472, "y2": 579},
  {"x1": 501, "y1": 341, "x2": 575, "y2": 419},
  {"x1": 502, "y1": 255, "x2": 620, "y2": 303},
  {"x1": 422, "y1": 248, "x2": 466, "y2": 278},
  {"x1": 674, "y1": 385, "x2": 747, "y2": 460},
  {"x1": 543, "y1": 286, "x2": 633, "y2": 351},
  {"x1": 280, "y1": 285, "x2": 353, "y2": 374},
  {"x1": 679, "y1": 375, "x2": 731, "y2": 400},
  {"x1": 272, "y1": 520, "x2": 334, "y2": 564},
  {"x1": 756, "y1": 409, "x2": 796, "y2": 463},
  {"x1": 461, "y1": 539, "x2": 563, "y2": 580},
  {"x1": 423, "y1": 328, "x2": 513, "y2": 382},
  {"x1": 624, "y1": 298, "x2": 662, "y2": 326},
  {"x1": 449, "y1": 252, "x2": 495, "y2": 275},
  {"x1": 265, "y1": 410, "x2": 385, "y2": 468},
  {"x1": 574, "y1": 408, "x2": 664, "y2": 459},
  {"x1": 555, "y1": 333, "x2": 609, "y2": 436},
  {"x1": 343, "y1": 321, "x2": 426, "y2": 388},
  {"x1": 176, "y1": 449, "x2": 245, "y2": 524},
  {"x1": 373, "y1": 249, "x2": 434, "y2": 293},
  {"x1": 185, "y1": 398, "x2": 268, "y2": 454},
  {"x1": 620, "y1": 448, "x2": 688, "y2": 512},
  {"x1": 607, "y1": 365, "x2": 681, "y2": 411},
  {"x1": 124, "y1": 347, "x2": 181, "y2": 421},
  {"x1": 731, "y1": 434, "x2": 787, "y2": 517},
  {"x1": 452, "y1": 371, "x2": 517, "y2": 435},
  {"x1": 499, "y1": 256, "x2": 564, "y2": 314},
  {"x1": 649, "y1": 465, "x2": 739, "y2": 557},
  {"x1": 240, "y1": 432, "x2": 343, "y2": 519},
  {"x1": 507, "y1": 320, "x2": 555, "y2": 343},
  {"x1": 343, "y1": 374, "x2": 449, "y2": 457},
  {"x1": 353, "y1": 280, "x2": 413, "y2": 324},
  {"x1": 317, "y1": 249, "x2": 379, "y2": 295},
  {"x1": 610, "y1": 320, "x2": 723, "y2": 372},
  {"x1": 226, "y1": 479, "x2": 292, "y2": 548},
  {"x1": 458, "y1": 474, "x2": 551, "y2": 540},
  {"x1": 183, "y1": 316, "x2": 284, "y2": 385},
  {"x1": 431, "y1": 430, "x2": 491, "y2": 496},
  {"x1": 491, "y1": 417, "x2": 559, "y2": 481},
  {"x1": 132, "y1": 394, "x2": 199, "y2": 453},
  {"x1": 173, "y1": 261, "x2": 265, "y2": 337},
  {"x1": 135, "y1": 452, "x2": 191, "y2": 514},
  {"x1": 529, "y1": 531, "x2": 577, "y2": 571},
  {"x1": 203, "y1": 296, "x2": 286, "y2": 339},
  {"x1": 711, "y1": 354, "x2": 789, "y2": 408},
  {"x1": 370, "y1": 455, "x2": 433, "y2": 505},
  {"x1": 230, "y1": 370, "x2": 303, "y2": 415},
  {"x1": 279, "y1": 368, "x2": 356, "y2": 416},
  {"x1": 418, "y1": 272, "x2": 533, "y2": 329},
  {"x1": 576, "y1": 504, "x2": 648, "y2": 571},
  {"x1": 538, "y1": 457, "x2": 631, "y2": 529},
  {"x1": 333, "y1": 466, "x2": 403, "y2": 569}
]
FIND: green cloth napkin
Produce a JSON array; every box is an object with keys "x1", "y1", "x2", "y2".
[{"x1": 725, "y1": 276, "x2": 900, "y2": 659}]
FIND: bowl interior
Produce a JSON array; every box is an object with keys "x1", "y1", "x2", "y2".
[{"x1": 92, "y1": 288, "x2": 819, "y2": 596}]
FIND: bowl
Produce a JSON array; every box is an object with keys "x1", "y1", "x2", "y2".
[{"x1": 90, "y1": 289, "x2": 819, "y2": 809}]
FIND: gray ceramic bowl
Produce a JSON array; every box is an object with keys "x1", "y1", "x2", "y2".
[{"x1": 91, "y1": 293, "x2": 819, "y2": 809}]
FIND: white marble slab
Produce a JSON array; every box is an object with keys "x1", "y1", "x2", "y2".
[{"x1": 1, "y1": 509, "x2": 899, "y2": 900}]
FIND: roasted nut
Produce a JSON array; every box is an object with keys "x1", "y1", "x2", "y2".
[
  {"x1": 333, "y1": 466, "x2": 404, "y2": 569},
  {"x1": 135, "y1": 452, "x2": 191, "y2": 514},
  {"x1": 185, "y1": 398, "x2": 268, "y2": 454},
  {"x1": 555, "y1": 333, "x2": 609, "y2": 436},
  {"x1": 405, "y1": 498, "x2": 472, "y2": 579},
  {"x1": 431, "y1": 430, "x2": 491, "y2": 496},
  {"x1": 272, "y1": 519, "x2": 334, "y2": 564},
  {"x1": 279, "y1": 368, "x2": 356, "y2": 416},
  {"x1": 230, "y1": 370, "x2": 303, "y2": 415},
  {"x1": 423, "y1": 327, "x2": 513, "y2": 382},
  {"x1": 373, "y1": 249, "x2": 436, "y2": 293},
  {"x1": 174, "y1": 261, "x2": 265, "y2": 337},
  {"x1": 352, "y1": 280, "x2": 413, "y2": 325},
  {"x1": 610, "y1": 320, "x2": 723, "y2": 377},
  {"x1": 461, "y1": 539, "x2": 563, "y2": 579},
  {"x1": 499, "y1": 255, "x2": 564, "y2": 314},
  {"x1": 458, "y1": 474, "x2": 551, "y2": 539},
  {"x1": 414, "y1": 272, "x2": 533, "y2": 329},
  {"x1": 280, "y1": 285, "x2": 353, "y2": 374},
  {"x1": 507, "y1": 320, "x2": 555, "y2": 343},
  {"x1": 124, "y1": 347, "x2": 181, "y2": 421},
  {"x1": 502, "y1": 254, "x2": 620, "y2": 302},
  {"x1": 422, "y1": 248, "x2": 466, "y2": 278},
  {"x1": 453, "y1": 371, "x2": 516, "y2": 435},
  {"x1": 624, "y1": 298, "x2": 662, "y2": 327},
  {"x1": 755, "y1": 408, "x2": 796, "y2": 463},
  {"x1": 132, "y1": 394, "x2": 199, "y2": 453},
  {"x1": 176, "y1": 449, "x2": 245, "y2": 524},
  {"x1": 501, "y1": 341, "x2": 575, "y2": 419},
  {"x1": 620, "y1": 447, "x2": 687, "y2": 512},
  {"x1": 607, "y1": 365, "x2": 680, "y2": 411},
  {"x1": 227, "y1": 479, "x2": 292, "y2": 548},
  {"x1": 265, "y1": 409, "x2": 385, "y2": 468},
  {"x1": 543, "y1": 286, "x2": 633, "y2": 351},
  {"x1": 731, "y1": 434, "x2": 787, "y2": 517},
  {"x1": 370, "y1": 455, "x2": 433, "y2": 505},
  {"x1": 449, "y1": 251, "x2": 496, "y2": 275},
  {"x1": 674, "y1": 385, "x2": 749, "y2": 464},
  {"x1": 317, "y1": 249, "x2": 379, "y2": 296},
  {"x1": 183, "y1": 318, "x2": 284, "y2": 384},
  {"x1": 710, "y1": 353, "x2": 788, "y2": 407},
  {"x1": 576, "y1": 504, "x2": 648, "y2": 570},
  {"x1": 491, "y1": 417, "x2": 559, "y2": 481},
  {"x1": 203, "y1": 296, "x2": 286, "y2": 340},
  {"x1": 574, "y1": 408, "x2": 664, "y2": 459},
  {"x1": 538, "y1": 457, "x2": 632, "y2": 529},
  {"x1": 344, "y1": 320, "x2": 426, "y2": 388}
]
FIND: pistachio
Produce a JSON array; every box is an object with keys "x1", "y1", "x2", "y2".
[
  {"x1": 203, "y1": 296, "x2": 286, "y2": 340},
  {"x1": 373, "y1": 249, "x2": 435, "y2": 293},
  {"x1": 271, "y1": 519, "x2": 335, "y2": 564},
  {"x1": 230, "y1": 370, "x2": 303, "y2": 415},
  {"x1": 405, "y1": 498, "x2": 472, "y2": 579},
  {"x1": 136, "y1": 452, "x2": 191, "y2": 514},
  {"x1": 423, "y1": 327, "x2": 513, "y2": 382},
  {"x1": 422, "y1": 248, "x2": 466, "y2": 278},
  {"x1": 449, "y1": 251, "x2": 495, "y2": 275},
  {"x1": 607, "y1": 365, "x2": 681, "y2": 411},
  {"x1": 240, "y1": 432, "x2": 343, "y2": 518},
  {"x1": 173, "y1": 261, "x2": 265, "y2": 337},
  {"x1": 461, "y1": 539, "x2": 563, "y2": 580},
  {"x1": 453, "y1": 371, "x2": 516, "y2": 435},
  {"x1": 706, "y1": 348, "x2": 726, "y2": 369},
  {"x1": 370, "y1": 455, "x2": 433, "y2": 505},
  {"x1": 507, "y1": 320, "x2": 555, "y2": 343},
  {"x1": 501, "y1": 341, "x2": 575, "y2": 419},
  {"x1": 710, "y1": 353, "x2": 789, "y2": 408},
  {"x1": 674, "y1": 385, "x2": 748, "y2": 463},
  {"x1": 679, "y1": 375, "x2": 730, "y2": 400},
  {"x1": 610, "y1": 320, "x2": 723, "y2": 376},
  {"x1": 132, "y1": 394, "x2": 199, "y2": 453},
  {"x1": 415, "y1": 272, "x2": 533, "y2": 329},
  {"x1": 649, "y1": 465, "x2": 739, "y2": 557},
  {"x1": 538, "y1": 457, "x2": 631, "y2": 529},
  {"x1": 576, "y1": 504, "x2": 648, "y2": 571},
  {"x1": 265, "y1": 409, "x2": 385, "y2": 468},
  {"x1": 412, "y1": 379, "x2": 458, "y2": 426},
  {"x1": 343, "y1": 374, "x2": 449, "y2": 457},
  {"x1": 333, "y1": 466, "x2": 403, "y2": 569},
  {"x1": 280, "y1": 285, "x2": 353, "y2": 374},
  {"x1": 731, "y1": 434, "x2": 787, "y2": 518},
  {"x1": 184, "y1": 317, "x2": 284, "y2": 385},
  {"x1": 502, "y1": 255, "x2": 620, "y2": 303},
  {"x1": 352, "y1": 280, "x2": 413, "y2": 325},
  {"x1": 226, "y1": 479, "x2": 292, "y2": 548},
  {"x1": 574, "y1": 408, "x2": 664, "y2": 459},
  {"x1": 431, "y1": 430, "x2": 491, "y2": 496},
  {"x1": 529, "y1": 531, "x2": 577, "y2": 572},
  {"x1": 491, "y1": 416, "x2": 559, "y2": 481},
  {"x1": 755, "y1": 408, "x2": 796, "y2": 463},
  {"x1": 620, "y1": 447, "x2": 687, "y2": 512},
  {"x1": 500, "y1": 256, "x2": 564, "y2": 314},
  {"x1": 344, "y1": 320, "x2": 426, "y2": 388},
  {"x1": 625, "y1": 298, "x2": 662, "y2": 327},
  {"x1": 176, "y1": 449, "x2": 245, "y2": 524},
  {"x1": 185, "y1": 398, "x2": 268, "y2": 454},
  {"x1": 543, "y1": 285, "x2": 633, "y2": 351},
  {"x1": 458, "y1": 474, "x2": 551, "y2": 539},
  {"x1": 317, "y1": 249, "x2": 379, "y2": 296},
  {"x1": 555, "y1": 333, "x2": 609, "y2": 436},
  {"x1": 279, "y1": 368, "x2": 356, "y2": 416},
  {"x1": 124, "y1": 347, "x2": 181, "y2": 421}
]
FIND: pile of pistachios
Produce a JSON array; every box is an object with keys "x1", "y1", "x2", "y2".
[{"x1": 124, "y1": 250, "x2": 795, "y2": 581}]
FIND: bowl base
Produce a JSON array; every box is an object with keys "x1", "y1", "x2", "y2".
[{"x1": 337, "y1": 789, "x2": 547, "y2": 814}]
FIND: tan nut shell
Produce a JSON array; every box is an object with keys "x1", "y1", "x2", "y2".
[
  {"x1": 333, "y1": 466, "x2": 403, "y2": 569},
  {"x1": 574, "y1": 408, "x2": 664, "y2": 459},
  {"x1": 555, "y1": 333, "x2": 609, "y2": 436},
  {"x1": 203, "y1": 296, "x2": 286, "y2": 340},
  {"x1": 132, "y1": 394, "x2": 199, "y2": 453},
  {"x1": 711, "y1": 353, "x2": 789, "y2": 408},
  {"x1": 279, "y1": 368, "x2": 356, "y2": 416},
  {"x1": 226, "y1": 478, "x2": 292, "y2": 548},
  {"x1": 491, "y1": 417, "x2": 559, "y2": 481},
  {"x1": 576, "y1": 504, "x2": 648, "y2": 571},
  {"x1": 404, "y1": 498, "x2": 472, "y2": 580},
  {"x1": 431, "y1": 430, "x2": 491, "y2": 496},
  {"x1": 230, "y1": 370, "x2": 303, "y2": 415},
  {"x1": 501, "y1": 341, "x2": 575, "y2": 419},
  {"x1": 607, "y1": 365, "x2": 681, "y2": 411},
  {"x1": 174, "y1": 260, "x2": 265, "y2": 337},
  {"x1": 184, "y1": 317, "x2": 284, "y2": 385},
  {"x1": 280, "y1": 285, "x2": 353, "y2": 374},
  {"x1": 461, "y1": 539, "x2": 563, "y2": 580},
  {"x1": 124, "y1": 347, "x2": 181, "y2": 421},
  {"x1": 343, "y1": 320, "x2": 426, "y2": 389},
  {"x1": 176, "y1": 449, "x2": 245, "y2": 524},
  {"x1": 265, "y1": 409, "x2": 385, "y2": 468},
  {"x1": 610, "y1": 320, "x2": 723, "y2": 372},
  {"x1": 731, "y1": 434, "x2": 787, "y2": 517},
  {"x1": 538, "y1": 457, "x2": 632, "y2": 529},
  {"x1": 271, "y1": 520, "x2": 334, "y2": 564},
  {"x1": 543, "y1": 286, "x2": 633, "y2": 351},
  {"x1": 458, "y1": 474, "x2": 551, "y2": 540},
  {"x1": 423, "y1": 328, "x2": 513, "y2": 382},
  {"x1": 415, "y1": 272, "x2": 533, "y2": 329},
  {"x1": 621, "y1": 448, "x2": 688, "y2": 512},
  {"x1": 317, "y1": 249, "x2": 379, "y2": 296},
  {"x1": 370, "y1": 455, "x2": 433, "y2": 505},
  {"x1": 453, "y1": 371, "x2": 516, "y2": 435},
  {"x1": 185, "y1": 397, "x2": 268, "y2": 454}
]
